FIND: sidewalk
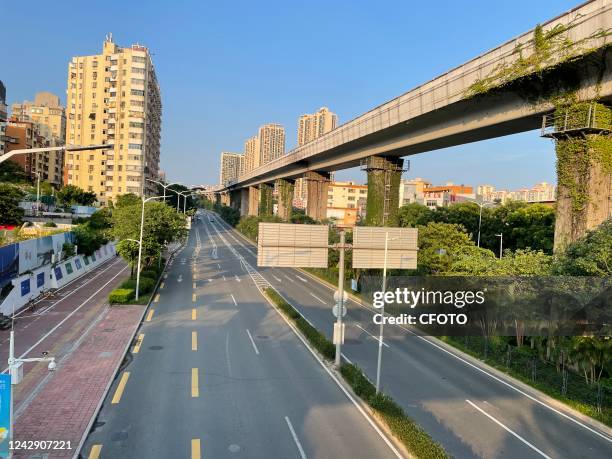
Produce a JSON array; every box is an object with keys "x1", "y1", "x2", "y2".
[{"x1": 12, "y1": 304, "x2": 144, "y2": 459}]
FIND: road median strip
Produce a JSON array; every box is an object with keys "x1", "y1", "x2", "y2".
[{"x1": 263, "y1": 287, "x2": 448, "y2": 459}]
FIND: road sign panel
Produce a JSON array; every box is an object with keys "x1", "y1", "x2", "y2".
[
  {"x1": 257, "y1": 223, "x2": 329, "y2": 268},
  {"x1": 333, "y1": 290, "x2": 348, "y2": 303},
  {"x1": 332, "y1": 303, "x2": 347, "y2": 318},
  {"x1": 352, "y1": 227, "x2": 418, "y2": 269}
]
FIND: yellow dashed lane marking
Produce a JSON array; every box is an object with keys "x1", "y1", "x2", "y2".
[
  {"x1": 145, "y1": 309, "x2": 155, "y2": 322},
  {"x1": 88, "y1": 445, "x2": 102, "y2": 459},
  {"x1": 192, "y1": 308, "x2": 197, "y2": 320},
  {"x1": 192, "y1": 331, "x2": 198, "y2": 351},
  {"x1": 191, "y1": 439, "x2": 201, "y2": 459},
  {"x1": 133, "y1": 334, "x2": 144, "y2": 353},
  {"x1": 192, "y1": 293, "x2": 196, "y2": 302},
  {"x1": 160, "y1": 282, "x2": 165, "y2": 289},
  {"x1": 193, "y1": 282, "x2": 196, "y2": 289},
  {"x1": 111, "y1": 372, "x2": 130, "y2": 404},
  {"x1": 191, "y1": 368, "x2": 199, "y2": 397},
  {"x1": 154, "y1": 293, "x2": 160, "y2": 303}
]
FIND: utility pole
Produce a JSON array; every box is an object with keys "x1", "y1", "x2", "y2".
[{"x1": 334, "y1": 229, "x2": 346, "y2": 369}]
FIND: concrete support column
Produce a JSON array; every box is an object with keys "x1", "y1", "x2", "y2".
[
  {"x1": 240, "y1": 188, "x2": 249, "y2": 216},
  {"x1": 305, "y1": 171, "x2": 331, "y2": 221},
  {"x1": 229, "y1": 190, "x2": 241, "y2": 211},
  {"x1": 275, "y1": 178, "x2": 295, "y2": 221},
  {"x1": 220, "y1": 192, "x2": 230, "y2": 206},
  {"x1": 214, "y1": 193, "x2": 221, "y2": 206},
  {"x1": 363, "y1": 156, "x2": 404, "y2": 226},
  {"x1": 553, "y1": 134, "x2": 612, "y2": 252},
  {"x1": 259, "y1": 183, "x2": 273, "y2": 216},
  {"x1": 248, "y1": 186, "x2": 260, "y2": 216}
]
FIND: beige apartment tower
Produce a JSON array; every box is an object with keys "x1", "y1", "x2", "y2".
[
  {"x1": 219, "y1": 151, "x2": 244, "y2": 185},
  {"x1": 244, "y1": 136, "x2": 260, "y2": 173},
  {"x1": 64, "y1": 35, "x2": 162, "y2": 205},
  {"x1": 295, "y1": 107, "x2": 337, "y2": 202},
  {"x1": 258, "y1": 124, "x2": 285, "y2": 165},
  {"x1": 11, "y1": 92, "x2": 66, "y2": 186}
]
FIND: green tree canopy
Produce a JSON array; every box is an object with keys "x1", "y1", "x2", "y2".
[
  {"x1": 0, "y1": 160, "x2": 29, "y2": 184},
  {"x1": 398, "y1": 203, "x2": 433, "y2": 227},
  {"x1": 115, "y1": 193, "x2": 141, "y2": 208},
  {"x1": 112, "y1": 201, "x2": 188, "y2": 270},
  {"x1": 554, "y1": 218, "x2": 612, "y2": 276},
  {"x1": 0, "y1": 184, "x2": 25, "y2": 225},
  {"x1": 56, "y1": 184, "x2": 97, "y2": 206}
]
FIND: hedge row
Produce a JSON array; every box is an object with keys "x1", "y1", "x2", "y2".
[
  {"x1": 109, "y1": 288, "x2": 135, "y2": 303},
  {"x1": 109, "y1": 266, "x2": 163, "y2": 304},
  {"x1": 341, "y1": 364, "x2": 448, "y2": 459},
  {"x1": 263, "y1": 287, "x2": 448, "y2": 458}
]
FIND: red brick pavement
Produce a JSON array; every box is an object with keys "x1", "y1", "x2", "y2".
[{"x1": 12, "y1": 304, "x2": 145, "y2": 459}]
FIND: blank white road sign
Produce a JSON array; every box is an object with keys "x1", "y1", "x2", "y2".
[
  {"x1": 257, "y1": 223, "x2": 329, "y2": 268},
  {"x1": 352, "y1": 227, "x2": 418, "y2": 269}
]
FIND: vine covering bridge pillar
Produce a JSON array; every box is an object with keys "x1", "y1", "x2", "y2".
[
  {"x1": 275, "y1": 178, "x2": 295, "y2": 221},
  {"x1": 305, "y1": 171, "x2": 331, "y2": 221},
  {"x1": 543, "y1": 101, "x2": 612, "y2": 252},
  {"x1": 259, "y1": 183, "x2": 274, "y2": 216},
  {"x1": 362, "y1": 156, "x2": 405, "y2": 226},
  {"x1": 240, "y1": 188, "x2": 249, "y2": 216}
]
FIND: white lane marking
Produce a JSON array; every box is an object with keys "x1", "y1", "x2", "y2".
[
  {"x1": 296, "y1": 275, "x2": 308, "y2": 283},
  {"x1": 355, "y1": 324, "x2": 389, "y2": 348},
  {"x1": 235, "y1": 275, "x2": 241, "y2": 283},
  {"x1": 217, "y1": 263, "x2": 221, "y2": 270},
  {"x1": 285, "y1": 416, "x2": 307, "y2": 459},
  {"x1": 273, "y1": 275, "x2": 282, "y2": 282},
  {"x1": 2, "y1": 265, "x2": 128, "y2": 374},
  {"x1": 246, "y1": 329, "x2": 260, "y2": 355},
  {"x1": 341, "y1": 353, "x2": 353, "y2": 364},
  {"x1": 231, "y1": 294, "x2": 238, "y2": 307},
  {"x1": 284, "y1": 274, "x2": 295, "y2": 283},
  {"x1": 222, "y1": 275, "x2": 226, "y2": 281},
  {"x1": 397, "y1": 325, "x2": 612, "y2": 442},
  {"x1": 309, "y1": 293, "x2": 326, "y2": 305},
  {"x1": 208, "y1": 278, "x2": 212, "y2": 283},
  {"x1": 466, "y1": 400, "x2": 552, "y2": 458}
]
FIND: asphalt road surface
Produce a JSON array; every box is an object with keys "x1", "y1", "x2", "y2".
[
  {"x1": 206, "y1": 211, "x2": 612, "y2": 459},
  {"x1": 81, "y1": 218, "x2": 402, "y2": 459}
]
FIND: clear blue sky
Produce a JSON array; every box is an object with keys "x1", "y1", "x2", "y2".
[{"x1": 3, "y1": 0, "x2": 580, "y2": 189}]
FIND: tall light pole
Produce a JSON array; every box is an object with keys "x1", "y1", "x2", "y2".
[
  {"x1": 376, "y1": 232, "x2": 400, "y2": 394},
  {"x1": 35, "y1": 172, "x2": 41, "y2": 216},
  {"x1": 135, "y1": 196, "x2": 165, "y2": 300},
  {"x1": 334, "y1": 229, "x2": 346, "y2": 369},
  {"x1": 178, "y1": 191, "x2": 193, "y2": 214},
  {"x1": 146, "y1": 178, "x2": 181, "y2": 203},
  {"x1": 496, "y1": 233, "x2": 503, "y2": 259}
]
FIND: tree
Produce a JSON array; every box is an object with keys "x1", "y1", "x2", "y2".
[
  {"x1": 0, "y1": 160, "x2": 29, "y2": 184},
  {"x1": 398, "y1": 203, "x2": 433, "y2": 227},
  {"x1": 504, "y1": 204, "x2": 555, "y2": 254},
  {"x1": 416, "y1": 222, "x2": 486, "y2": 274},
  {"x1": 112, "y1": 201, "x2": 188, "y2": 272},
  {"x1": 73, "y1": 224, "x2": 107, "y2": 256},
  {"x1": 0, "y1": 184, "x2": 25, "y2": 225},
  {"x1": 56, "y1": 184, "x2": 97, "y2": 206},
  {"x1": 554, "y1": 218, "x2": 612, "y2": 276},
  {"x1": 164, "y1": 184, "x2": 196, "y2": 211},
  {"x1": 115, "y1": 193, "x2": 141, "y2": 208}
]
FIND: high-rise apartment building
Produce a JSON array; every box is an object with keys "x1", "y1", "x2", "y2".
[
  {"x1": 258, "y1": 124, "x2": 285, "y2": 165},
  {"x1": 219, "y1": 152, "x2": 244, "y2": 185},
  {"x1": 244, "y1": 136, "x2": 260, "y2": 173},
  {"x1": 297, "y1": 107, "x2": 337, "y2": 146},
  {"x1": 242, "y1": 124, "x2": 285, "y2": 175},
  {"x1": 64, "y1": 35, "x2": 162, "y2": 205},
  {"x1": 11, "y1": 92, "x2": 66, "y2": 185},
  {"x1": 0, "y1": 81, "x2": 7, "y2": 157},
  {"x1": 295, "y1": 107, "x2": 338, "y2": 204}
]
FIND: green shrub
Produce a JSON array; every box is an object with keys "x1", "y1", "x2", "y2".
[
  {"x1": 140, "y1": 270, "x2": 159, "y2": 281},
  {"x1": 121, "y1": 276, "x2": 155, "y2": 295},
  {"x1": 109, "y1": 288, "x2": 135, "y2": 304},
  {"x1": 43, "y1": 221, "x2": 57, "y2": 227}
]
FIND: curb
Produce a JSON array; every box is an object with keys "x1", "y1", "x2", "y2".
[{"x1": 73, "y1": 242, "x2": 184, "y2": 458}]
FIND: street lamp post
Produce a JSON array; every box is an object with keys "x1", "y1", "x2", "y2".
[
  {"x1": 178, "y1": 191, "x2": 194, "y2": 214},
  {"x1": 135, "y1": 196, "x2": 165, "y2": 300},
  {"x1": 496, "y1": 233, "x2": 503, "y2": 259},
  {"x1": 145, "y1": 179, "x2": 181, "y2": 203}
]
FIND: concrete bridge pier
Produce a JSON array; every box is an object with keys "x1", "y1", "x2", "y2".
[
  {"x1": 229, "y1": 190, "x2": 241, "y2": 211},
  {"x1": 248, "y1": 186, "x2": 259, "y2": 216},
  {"x1": 220, "y1": 191, "x2": 230, "y2": 207},
  {"x1": 275, "y1": 178, "x2": 295, "y2": 221},
  {"x1": 240, "y1": 188, "x2": 249, "y2": 216},
  {"x1": 259, "y1": 183, "x2": 273, "y2": 216},
  {"x1": 551, "y1": 102, "x2": 612, "y2": 252},
  {"x1": 214, "y1": 193, "x2": 221, "y2": 206},
  {"x1": 362, "y1": 156, "x2": 405, "y2": 226},
  {"x1": 305, "y1": 171, "x2": 331, "y2": 221}
]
